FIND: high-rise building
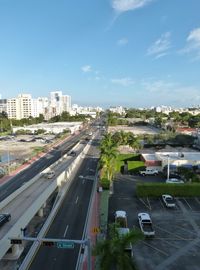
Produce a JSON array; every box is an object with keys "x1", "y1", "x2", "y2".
[
  {"x1": 7, "y1": 94, "x2": 33, "y2": 119},
  {"x1": 50, "y1": 91, "x2": 71, "y2": 116}
]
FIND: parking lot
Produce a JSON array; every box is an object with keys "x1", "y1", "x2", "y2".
[{"x1": 109, "y1": 174, "x2": 200, "y2": 270}]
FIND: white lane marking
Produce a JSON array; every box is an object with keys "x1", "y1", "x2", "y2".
[
  {"x1": 183, "y1": 198, "x2": 193, "y2": 210},
  {"x1": 75, "y1": 196, "x2": 79, "y2": 204},
  {"x1": 63, "y1": 225, "x2": 69, "y2": 237},
  {"x1": 82, "y1": 179, "x2": 85, "y2": 184}
]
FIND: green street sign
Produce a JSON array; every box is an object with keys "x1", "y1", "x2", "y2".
[{"x1": 57, "y1": 241, "x2": 74, "y2": 249}]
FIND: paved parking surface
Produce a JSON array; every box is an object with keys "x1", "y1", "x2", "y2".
[{"x1": 109, "y1": 174, "x2": 200, "y2": 270}]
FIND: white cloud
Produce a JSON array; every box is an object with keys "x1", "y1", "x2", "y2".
[
  {"x1": 112, "y1": 0, "x2": 152, "y2": 13},
  {"x1": 117, "y1": 38, "x2": 128, "y2": 46},
  {"x1": 147, "y1": 32, "x2": 171, "y2": 58},
  {"x1": 81, "y1": 65, "x2": 92, "y2": 73},
  {"x1": 180, "y1": 27, "x2": 200, "y2": 60},
  {"x1": 111, "y1": 77, "x2": 134, "y2": 86}
]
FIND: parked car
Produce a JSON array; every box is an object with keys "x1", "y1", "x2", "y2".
[
  {"x1": 166, "y1": 178, "x2": 184, "y2": 184},
  {"x1": 138, "y1": 213, "x2": 155, "y2": 236},
  {"x1": 0, "y1": 213, "x2": 11, "y2": 228},
  {"x1": 115, "y1": 210, "x2": 128, "y2": 228},
  {"x1": 162, "y1": 194, "x2": 176, "y2": 208},
  {"x1": 139, "y1": 169, "x2": 159, "y2": 176},
  {"x1": 118, "y1": 227, "x2": 133, "y2": 257}
]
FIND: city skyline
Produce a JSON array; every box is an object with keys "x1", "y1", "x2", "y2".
[{"x1": 0, "y1": 0, "x2": 200, "y2": 107}]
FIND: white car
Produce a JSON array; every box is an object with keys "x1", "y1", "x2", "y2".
[
  {"x1": 166, "y1": 178, "x2": 184, "y2": 184},
  {"x1": 115, "y1": 210, "x2": 127, "y2": 228},
  {"x1": 162, "y1": 194, "x2": 176, "y2": 208},
  {"x1": 138, "y1": 213, "x2": 155, "y2": 236},
  {"x1": 139, "y1": 169, "x2": 159, "y2": 176}
]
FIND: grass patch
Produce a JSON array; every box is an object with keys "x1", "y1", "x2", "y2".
[
  {"x1": 117, "y1": 154, "x2": 141, "y2": 162},
  {"x1": 31, "y1": 146, "x2": 45, "y2": 155},
  {"x1": 136, "y1": 182, "x2": 200, "y2": 197},
  {"x1": 128, "y1": 161, "x2": 145, "y2": 173},
  {"x1": 115, "y1": 154, "x2": 143, "y2": 174}
]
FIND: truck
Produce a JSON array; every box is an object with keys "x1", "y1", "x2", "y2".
[
  {"x1": 139, "y1": 168, "x2": 158, "y2": 176},
  {"x1": 138, "y1": 213, "x2": 155, "y2": 236}
]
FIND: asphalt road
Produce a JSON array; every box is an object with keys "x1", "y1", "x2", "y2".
[
  {"x1": 28, "y1": 141, "x2": 99, "y2": 270},
  {"x1": 0, "y1": 130, "x2": 87, "y2": 202}
]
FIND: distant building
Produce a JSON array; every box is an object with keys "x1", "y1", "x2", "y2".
[
  {"x1": 0, "y1": 99, "x2": 7, "y2": 114},
  {"x1": 109, "y1": 106, "x2": 125, "y2": 115},
  {"x1": 7, "y1": 94, "x2": 32, "y2": 119}
]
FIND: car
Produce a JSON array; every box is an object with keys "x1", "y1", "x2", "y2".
[
  {"x1": 162, "y1": 194, "x2": 176, "y2": 208},
  {"x1": 68, "y1": 151, "x2": 76, "y2": 157},
  {"x1": 138, "y1": 213, "x2": 155, "y2": 236},
  {"x1": 114, "y1": 210, "x2": 127, "y2": 228},
  {"x1": 45, "y1": 170, "x2": 55, "y2": 179},
  {"x1": 118, "y1": 227, "x2": 133, "y2": 257},
  {"x1": 139, "y1": 169, "x2": 159, "y2": 176},
  {"x1": 0, "y1": 213, "x2": 11, "y2": 228},
  {"x1": 166, "y1": 178, "x2": 184, "y2": 184}
]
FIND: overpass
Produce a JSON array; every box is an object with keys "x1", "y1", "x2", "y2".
[{"x1": 0, "y1": 140, "x2": 92, "y2": 261}]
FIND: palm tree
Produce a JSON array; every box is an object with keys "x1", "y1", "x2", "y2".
[
  {"x1": 99, "y1": 133, "x2": 118, "y2": 181},
  {"x1": 93, "y1": 223, "x2": 143, "y2": 270}
]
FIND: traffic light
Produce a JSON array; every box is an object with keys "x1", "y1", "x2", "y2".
[
  {"x1": 10, "y1": 239, "x2": 22, "y2": 244},
  {"x1": 42, "y1": 241, "x2": 55, "y2": 247}
]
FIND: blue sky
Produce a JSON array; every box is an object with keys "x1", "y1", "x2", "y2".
[{"x1": 0, "y1": 0, "x2": 200, "y2": 108}]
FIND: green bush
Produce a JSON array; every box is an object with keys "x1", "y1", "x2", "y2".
[
  {"x1": 136, "y1": 182, "x2": 200, "y2": 197},
  {"x1": 100, "y1": 178, "x2": 110, "y2": 190}
]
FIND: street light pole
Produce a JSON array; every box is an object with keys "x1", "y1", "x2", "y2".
[
  {"x1": 167, "y1": 155, "x2": 170, "y2": 180},
  {"x1": 7, "y1": 149, "x2": 10, "y2": 175}
]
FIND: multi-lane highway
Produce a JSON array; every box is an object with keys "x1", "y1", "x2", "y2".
[
  {"x1": 28, "y1": 138, "x2": 99, "y2": 270},
  {"x1": 0, "y1": 130, "x2": 88, "y2": 202}
]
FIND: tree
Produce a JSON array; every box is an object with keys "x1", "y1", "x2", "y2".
[
  {"x1": 93, "y1": 223, "x2": 143, "y2": 270},
  {"x1": 99, "y1": 133, "x2": 118, "y2": 181}
]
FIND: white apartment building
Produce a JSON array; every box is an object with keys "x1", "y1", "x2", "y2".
[{"x1": 7, "y1": 94, "x2": 32, "y2": 119}]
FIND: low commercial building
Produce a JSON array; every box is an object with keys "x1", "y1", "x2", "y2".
[
  {"x1": 141, "y1": 151, "x2": 200, "y2": 171},
  {"x1": 12, "y1": 122, "x2": 83, "y2": 135}
]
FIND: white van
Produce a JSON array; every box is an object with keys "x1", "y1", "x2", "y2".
[{"x1": 45, "y1": 170, "x2": 55, "y2": 179}]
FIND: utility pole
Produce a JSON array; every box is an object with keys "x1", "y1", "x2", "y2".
[{"x1": 167, "y1": 155, "x2": 170, "y2": 180}]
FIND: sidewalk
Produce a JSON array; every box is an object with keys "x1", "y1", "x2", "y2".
[{"x1": 82, "y1": 189, "x2": 109, "y2": 270}]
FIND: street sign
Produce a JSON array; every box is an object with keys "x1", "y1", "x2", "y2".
[{"x1": 57, "y1": 241, "x2": 74, "y2": 249}]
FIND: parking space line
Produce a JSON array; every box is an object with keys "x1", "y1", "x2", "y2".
[
  {"x1": 154, "y1": 237, "x2": 195, "y2": 241},
  {"x1": 147, "y1": 197, "x2": 152, "y2": 210},
  {"x1": 139, "y1": 198, "x2": 151, "y2": 210},
  {"x1": 154, "y1": 225, "x2": 186, "y2": 240},
  {"x1": 158, "y1": 238, "x2": 181, "y2": 249},
  {"x1": 142, "y1": 241, "x2": 168, "y2": 256},
  {"x1": 195, "y1": 197, "x2": 200, "y2": 206},
  {"x1": 159, "y1": 198, "x2": 167, "y2": 210},
  {"x1": 175, "y1": 225, "x2": 198, "y2": 236},
  {"x1": 183, "y1": 198, "x2": 193, "y2": 210}
]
